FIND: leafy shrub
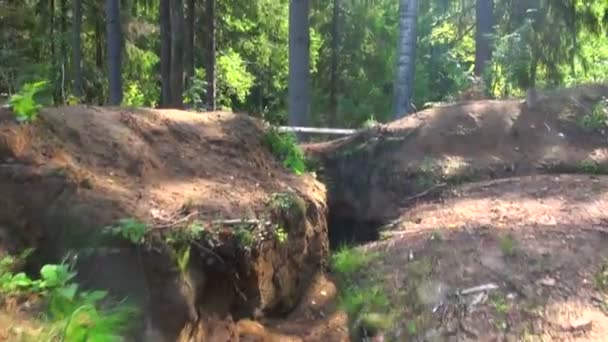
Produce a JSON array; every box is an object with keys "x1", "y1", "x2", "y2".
[
  {"x1": 184, "y1": 68, "x2": 207, "y2": 110},
  {"x1": 578, "y1": 99, "x2": 608, "y2": 132},
  {"x1": 123, "y1": 82, "x2": 146, "y2": 107},
  {"x1": 9, "y1": 80, "x2": 49, "y2": 122},
  {"x1": 263, "y1": 128, "x2": 307, "y2": 175},
  {"x1": 103, "y1": 218, "x2": 148, "y2": 244},
  {"x1": 0, "y1": 253, "x2": 138, "y2": 340}
]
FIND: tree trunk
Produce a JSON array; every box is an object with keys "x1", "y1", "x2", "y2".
[
  {"x1": 474, "y1": 0, "x2": 494, "y2": 76},
  {"x1": 160, "y1": 0, "x2": 172, "y2": 106},
  {"x1": 72, "y1": 0, "x2": 84, "y2": 98},
  {"x1": 205, "y1": 0, "x2": 216, "y2": 110},
  {"x1": 394, "y1": 0, "x2": 418, "y2": 118},
  {"x1": 328, "y1": 0, "x2": 340, "y2": 126},
  {"x1": 288, "y1": 0, "x2": 311, "y2": 128},
  {"x1": 185, "y1": 0, "x2": 195, "y2": 86},
  {"x1": 59, "y1": 0, "x2": 68, "y2": 102},
  {"x1": 170, "y1": 0, "x2": 184, "y2": 108},
  {"x1": 50, "y1": 0, "x2": 59, "y2": 103},
  {"x1": 106, "y1": 0, "x2": 123, "y2": 105}
]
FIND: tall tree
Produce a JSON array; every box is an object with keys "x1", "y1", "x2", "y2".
[
  {"x1": 185, "y1": 0, "x2": 195, "y2": 85},
  {"x1": 169, "y1": 0, "x2": 184, "y2": 108},
  {"x1": 288, "y1": 0, "x2": 311, "y2": 128},
  {"x1": 72, "y1": 0, "x2": 84, "y2": 98},
  {"x1": 59, "y1": 0, "x2": 68, "y2": 102},
  {"x1": 328, "y1": 0, "x2": 340, "y2": 126},
  {"x1": 205, "y1": 0, "x2": 216, "y2": 110},
  {"x1": 160, "y1": 0, "x2": 172, "y2": 106},
  {"x1": 474, "y1": 0, "x2": 494, "y2": 76},
  {"x1": 106, "y1": 0, "x2": 123, "y2": 105},
  {"x1": 394, "y1": 0, "x2": 418, "y2": 118}
]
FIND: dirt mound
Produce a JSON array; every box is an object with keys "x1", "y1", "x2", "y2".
[
  {"x1": 0, "y1": 106, "x2": 329, "y2": 340},
  {"x1": 308, "y1": 83, "x2": 608, "y2": 245},
  {"x1": 357, "y1": 174, "x2": 608, "y2": 341}
]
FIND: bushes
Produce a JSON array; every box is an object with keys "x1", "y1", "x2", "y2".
[{"x1": 263, "y1": 127, "x2": 307, "y2": 175}]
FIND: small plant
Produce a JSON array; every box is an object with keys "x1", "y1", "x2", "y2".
[
  {"x1": 491, "y1": 293, "x2": 510, "y2": 315},
  {"x1": 362, "y1": 115, "x2": 379, "y2": 129},
  {"x1": 596, "y1": 261, "x2": 608, "y2": 292},
  {"x1": 9, "y1": 80, "x2": 49, "y2": 122},
  {"x1": 500, "y1": 233, "x2": 518, "y2": 257},
  {"x1": 234, "y1": 225, "x2": 255, "y2": 248},
  {"x1": 274, "y1": 226, "x2": 288, "y2": 244},
  {"x1": 579, "y1": 159, "x2": 602, "y2": 174},
  {"x1": 104, "y1": 218, "x2": 148, "y2": 244},
  {"x1": 0, "y1": 254, "x2": 138, "y2": 340},
  {"x1": 263, "y1": 127, "x2": 307, "y2": 175},
  {"x1": 339, "y1": 285, "x2": 390, "y2": 316},
  {"x1": 332, "y1": 246, "x2": 376, "y2": 279},
  {"x1": 578, "y1": 99, "x2": 608, "y2": 132},
  {"x1": 165, "y1": 222, "x2": 206, "y2": 245},
  {"x1": 430, "y1": 229, "x2": 443, "y2": 241},
  {"x1": 270, "y1": 192, "x2": 297, "y2": 211}
]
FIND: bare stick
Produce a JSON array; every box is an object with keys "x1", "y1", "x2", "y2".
[
  {"x1": 404, "y1": 183, "x2": 447, "y2": 203},
  {"x1": 278, "y1": 126, "x2": 357, "y2": 135},
  {"x1": 459, "y1": 283, "x2": 499, "y2": 295}
]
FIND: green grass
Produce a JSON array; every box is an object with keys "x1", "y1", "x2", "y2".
[{"x1": 331, "y1": 246, "x2": 376, "y2": 279}]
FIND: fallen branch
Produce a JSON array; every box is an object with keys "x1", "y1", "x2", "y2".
[
  {"x1": 278, "y1": 126, "x2": 357, "y2": 135},
  {"x1": 404, "y1": 183, "x2": 447, "y2": 203},
  {"x1": 151, "y1": 211, "x2": 200, "y2": 230},
  {"x1": 212, "y1": 218, "x2": 270, "y2": 226},
  {"x1": 459, "y1": 283, "x2": 499, "y2": 296}
]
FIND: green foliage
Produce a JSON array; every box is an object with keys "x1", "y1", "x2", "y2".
[
  {"x1": 234, "y1": 225, "x2": 255, "y2": 248},
  {"x1": 596, "y1": 260, "x2": 608, "y2": 292},
  {"x1": 0, "y1": 253, "x2": 137, "y2": 340},
  {"x1": 361, "y1": 115, "x2": 379, "y2": 129},
  {"x1": 331, "y1": 246, "x2": 375, "y2": 280},
  {"x1": 263, "y1": 128, "x2": 307, "y2": 175},
  {"x1": 339, "y1": 285, "x2": 390, "y2": 317},
  {"x1": 9, "y1": 80, "x2": 49, "y2": 122},
  {"x1": 123, "y1": 43, "x2": 160, "y2": 107},
  {"x1": 184, "y1": 68, "x2": 207, "y2": 110},
  {"x1": 269, "y1": 192, "x2": 298, "y2": 211},
  {"x1": 578, "y1": 99, "x2": 608, "y2": 131},
  {"x1": 579, "y1": 160, "x2": 602, "y2": 174},
  {"x1": 274, "y1": 226, "x2": 288, "y2": 244},
  {"x1": 103, "y1": 218, "x2": 148, "y2": 245},
  {"x1": 217, "y1": 50, "x2": 256, "y2": 109}
]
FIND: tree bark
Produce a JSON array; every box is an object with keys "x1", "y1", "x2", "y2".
[
  {"x1": 288, "y1": 0, "x2": 311, "y2": 128},
  {"x1": 170, "y1": 0, "x2": 184, "y2": 108},
  {"x1": 474, "y1": 0, "x2": 494, "y2": 76},
  {"x1": 394, "y1": 0, "x2": 418, "y2": 118},
  {"x1": 72, "y1": 0, "x2": 84, "y2": 98},
  {"x1": 59, "y1": 0, "x2": 68, "y2": 102},
  {"x1": 160, "y1": 0, "x2": 172, "y2": 106},
  {"x1": 106, "y1": 0, "x2": 123, "y2": 105},
  {"x1": 328, "y1": 0, "x2": 340, "y2": 126},
  {"x1": 185, "y1": 0, "x2": 195, "y2": 85},
  {"x1": 205, "y1": 0, "x2": 216, "y2": 110}
]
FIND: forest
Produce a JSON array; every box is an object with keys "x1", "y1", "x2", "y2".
[
  {"x1": 2, "y1": 0, "x2": 607, "y2": 127},
  {"x1": 1, "y1": 1, "x2": 608, "y2": 341}
]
